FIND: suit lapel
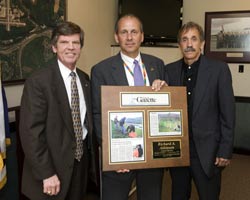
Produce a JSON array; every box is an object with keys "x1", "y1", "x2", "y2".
[
  {"x1": 174, "y1": 60, "x2": 183, "y2": 86},
  {"x1": 192, "y1": 56, "x2": 212, "y2": 116},
  {"x1": 51, "y1": 64, "x2": 74, "y2": 137},
  {"x1": 111, "y1": 54, "x2": 129, "y2": 85},
  {"x1": 141, "y1": 54, "x2": 158, "y2": 85},
  {"x1": 77, "y1": 69, "x2": 89, "y2": 110},
  {"x1": 77, "y1": 69, "x2": 92, "y2": 134}
]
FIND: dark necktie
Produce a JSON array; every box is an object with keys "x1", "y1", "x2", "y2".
[
  {"x1": 133, "y1": 59, "x2": 144, "y2": 86},
  {"x1": 70, "y1": 71, "x2": 83, "y2": 161}
]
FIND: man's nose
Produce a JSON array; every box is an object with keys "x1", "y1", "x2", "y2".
[
  {"x1": 68, "y1": 42, "x2": 74, "y2": 48},
  {"x1": 187, "y1": 39, "x2": 193, "y2": 46},
  {"x1": 67, "y1": 42, "x2": 77, "y2": 49},
  {"x1": 126, "y1": 32, "x2": 133, "y2": 40}
]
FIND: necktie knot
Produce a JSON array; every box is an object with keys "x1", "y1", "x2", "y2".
[
  {"x1": 133, "y1": 59, "x2": 144, "y2": 86},
  {"x1": 133, "y1": 59, "x2": 139, "y2": 65},
  {"x1": 70, "y1": 71, "x2": 76, "y2": 77}
]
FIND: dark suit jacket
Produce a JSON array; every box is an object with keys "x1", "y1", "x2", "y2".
[
  {"x1": 19, "y1": 58, "x2": 96, "y2": 200},
  {"x1": 165, "y1": 55, "x2": 235, "y2": 177},
  {"x1": 91, "y1": 53, "x2": 165, "y2": 144}
]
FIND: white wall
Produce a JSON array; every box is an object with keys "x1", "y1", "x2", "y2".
[{"x1": 183, "y1": 0, "x2": 250, "y2": 97}]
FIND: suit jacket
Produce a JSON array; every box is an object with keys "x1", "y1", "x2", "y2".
[
  {"x1": 19, "y1": 58, "x2": 97, "y2": 200},
  {"x1": 91, "y1": 53, "x2": 165, "y2": 144},
  {"x1": 165, "y1": 55, "x2": 235, "y2": 177}
]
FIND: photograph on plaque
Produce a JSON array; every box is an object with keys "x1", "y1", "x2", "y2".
[
  {"x1": 109, "y1": 111, "x2": 146, "y2": 163},
  {"x1": 149, "y1": 110, "x2": 182, "y2": 137}
]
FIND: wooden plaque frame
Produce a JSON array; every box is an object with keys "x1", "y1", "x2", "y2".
[{"x1": 101, "y1": 86, "x2": 190, "y2": 171}]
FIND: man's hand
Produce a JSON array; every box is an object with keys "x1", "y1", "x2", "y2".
[
  {"x1": 151, "y1": 79, "x2": 167, "y2": 91},
  {"x1": 43, "y1": 174, "x2": 60, "y2": 196},
  {"x1": 116, "y1": 169, "x2": 130, "y2": 173},
  {"x1": 215, "y1": 157, "x2": 231, "y2": 167}
]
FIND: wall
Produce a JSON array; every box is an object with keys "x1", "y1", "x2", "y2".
[
  {"x1": 183, "y1": 0, "x2": 250, "y2": 97},
  {"x1": 111, "y1": 46, "x2": 183, "y2": 64},
  {"x1": 4, "y1": 0, "x2": 118, "y2": 110},
  {"x1": 67, "y1": 0, "x2": 117, "y2": 75},
  {"x1": 4, "y1": 0, "x2": 250, "y2": 110}
]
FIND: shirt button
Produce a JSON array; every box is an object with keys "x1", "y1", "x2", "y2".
[
  {"x1": 188, "y1": 78, "x2": 191, "y2": 81},
  {"x1": 188, "y1": 92, "x2": 191, "y2": 95},
  {"x1": 188, "y1": 66, "x2": 191, "y2": 69}
]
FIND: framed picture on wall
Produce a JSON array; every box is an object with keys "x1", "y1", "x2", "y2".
[
  {"x1": 0, "y1": 0, "x2": 67, "y2": 85},
  {"x1": 204, "y1": 10, "x2": 250, "y2": 63}
]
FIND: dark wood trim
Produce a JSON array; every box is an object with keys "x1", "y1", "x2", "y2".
[
  {"x1": 233, "y1": 148, "x2": 250, "y2": 155},
  {"x1": 235, "y1": 96, "x2": 250, "y2": 103}
]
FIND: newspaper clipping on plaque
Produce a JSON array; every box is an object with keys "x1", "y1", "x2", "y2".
[{"x1": 101, "y1": 86, "x2": 190, "y2": 171}]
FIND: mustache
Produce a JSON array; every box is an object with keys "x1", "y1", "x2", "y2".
[{"x1": 184, "y1": 47, "x2": 196, "y2": 52}]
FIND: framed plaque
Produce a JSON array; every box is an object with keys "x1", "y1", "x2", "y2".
[{"x1": 101, "y1": 86, "x2": 190, "y2": 171}]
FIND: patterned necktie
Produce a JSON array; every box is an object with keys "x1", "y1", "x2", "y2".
[
  {"x1": 133, "y1": 59, "x2": 144, "y2": 86},
  {"x1": 70, "y1": 71, "x2": 83, "y2": 161}
]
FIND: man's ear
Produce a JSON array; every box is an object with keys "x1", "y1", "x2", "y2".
[
  {"x1": 200, "y1": 41, "x2": 205, "y2": 54},
  {"x1": 141, "y1": 32, "x2": 144, "y2": 43},
  {"x1": 114, "y1": 33, "x2": 119, "y2": 44},
  {"x1": 52, "y1": 45, "x2": 57, "y2": 53}
]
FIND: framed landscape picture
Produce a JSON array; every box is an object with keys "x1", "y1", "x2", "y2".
[{"x1": 0, "y1": 0, "x2": 66, "y2": 85}]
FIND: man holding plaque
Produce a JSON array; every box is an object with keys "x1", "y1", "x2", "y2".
[
  {"x1": 91, "y1": 14, "x2": 165, "y2": 200},
  {"x1": 164, "y1": 22, "x2": 235, "y2": 200}
]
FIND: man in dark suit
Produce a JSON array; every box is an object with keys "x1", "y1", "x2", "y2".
[
  {"x1": 19, "y1": 21, "x2": 96, "y2": 200},
  {"x1": 165, "y1": 21, "x2": 235, "y2": 200},
  {"x1": 91, "y1": 14, "x2": 164, "y2": 200}
]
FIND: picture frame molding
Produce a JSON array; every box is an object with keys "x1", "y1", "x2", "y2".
[{"x1": 204, "y1": 10, "x2": 250, "y2": 63}]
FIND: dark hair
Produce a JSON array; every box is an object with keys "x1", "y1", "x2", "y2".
[
  {"x1": 114, "y1": 13, "x2": 143, "y2": 33},
  {"x1": 177, "y1": 21, "x2": 204, "y2": 43},
  {"x1": 51, "y1": 21, "x2": 84, "y2": 48}
]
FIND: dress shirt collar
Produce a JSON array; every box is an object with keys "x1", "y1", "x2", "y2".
[
  {"x1": 57, "y1": 59, "x2": 77, "y2": 80},
  {"x1": 182, "y1": 56, "x2": 201, "y2": 70},
  {"x1": 120, "y1": 52, "x2": 142, "y2": 67}
]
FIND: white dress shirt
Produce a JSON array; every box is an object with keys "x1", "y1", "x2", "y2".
[
  {"x1": 58, "y1": 60, "x2": 88, "y2": 140},
  {"x1": 120, "y1": 52, "x2": 150, "y2": 86}
]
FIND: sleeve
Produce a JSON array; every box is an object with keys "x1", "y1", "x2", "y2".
[
  {"x1": 90, "y1": 65, "x2": 104, "y2": 145},
  {"x1": 217, "y1": 62, "x2": 235, "y2": 158},
  {"x1": 19, "y1": 77, "x2": 55, "y2": 180}
]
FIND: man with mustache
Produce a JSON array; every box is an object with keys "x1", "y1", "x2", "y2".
[{"x1": 165, "y1": 21, "x2": 235, "y2": 199}]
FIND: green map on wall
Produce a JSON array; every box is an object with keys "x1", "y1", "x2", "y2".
[{"x1": 0, "y1": 0, "x2": 65, "y2": 83}]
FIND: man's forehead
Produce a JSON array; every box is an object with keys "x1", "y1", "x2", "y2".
[
  {"x1": 118, "y1": 18, "x2": 140, "y2": 28},
  {"x1": 58, "y1": 33, "x2": 80, "y2": 39},
  {"x1": 181, "y1": 29, "x2": 199, "y2": 37},
  {"x1": 57, "y1": 34, "x2": 80, "y2": 40}
]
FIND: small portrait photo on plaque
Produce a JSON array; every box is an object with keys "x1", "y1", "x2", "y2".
[
  {"x1": 109, "y1": 111, "x2": 146, "y2": 163},
  {"x1": 133, "y1": 144, "x2": 144, "y2": 159},
  {"x1": 149, "y1": 111, "x2": 182, "y2": 137}
]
